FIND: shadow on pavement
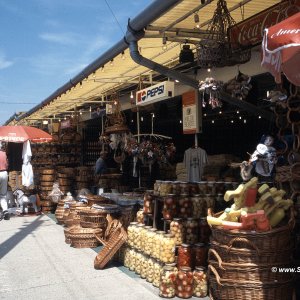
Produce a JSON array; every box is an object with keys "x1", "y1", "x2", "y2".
[{"x1": 0, "y1": 215, "x2": 44, "y2": 259}]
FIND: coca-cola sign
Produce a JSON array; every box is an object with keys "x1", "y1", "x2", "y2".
[{"x1": 229, "y1": 0, "x2": 300, "y2": 48}]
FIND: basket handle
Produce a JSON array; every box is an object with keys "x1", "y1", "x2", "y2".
[
  {"x1": 94, "y1": 232, "x2": 107, "y2": 246},
  {"x1": 227, "y1": 237, "x2": 259, "y2": 254},
  {"x1": 208, "y1": 265, "x2": 223, "y2": 286},
  {"x1": 208, "y1": 249, "x2": 225, "y2": 270}
]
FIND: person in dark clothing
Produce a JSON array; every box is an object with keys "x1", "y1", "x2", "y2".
[{"x1": 95, "y1": 151, "x2": 108, "y2": 175}]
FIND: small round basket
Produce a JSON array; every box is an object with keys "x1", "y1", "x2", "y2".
[
  {"x1": 79, "y1": 207, "x2": 108, "y2": 230},
  {"x1": 68, "y1": 227, "x2": 102, "y2": 248}
]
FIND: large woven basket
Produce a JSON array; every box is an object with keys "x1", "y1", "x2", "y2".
[
  {"x1": 210, "y1": 209, "x2": 295, "y2": 251},
  {"x1": 94, "y1": 226, "x2": 127, "y2": 269},
  {"x1": 208, "y1": 265, "x2": 294, "y2": 300},
  {"x1": 68, "y1": 227, "x2": 102, "y2": 248},
  {"x1": 79, "y1": 207, "x2": 107, "y2": 230},
  {"x1": 209, "y1": 238, "x2": 293, "y2": 264},
  {"x1": 208, "y1": 248, "x2": 294, "y2": 282}
]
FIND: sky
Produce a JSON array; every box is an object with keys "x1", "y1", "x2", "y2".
[{"x1": 0, "y1": 0, "x2": 153, "y2": 125}]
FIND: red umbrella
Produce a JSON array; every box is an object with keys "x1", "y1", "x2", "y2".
[
  {"x1": 261, "y1": 12, "x2": 300, "y2": 86},
  {"x1": 0, "y1": 126, "x2": 52, "y2": 143}
]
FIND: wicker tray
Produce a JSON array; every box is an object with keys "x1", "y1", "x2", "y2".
[
  {"x1": 94, "y1": 225, "x2": 127, "y2": 269},
  {"x1": 208, "y1": 265, "x2": 294, "y2": 300},
  {"x1": 68, "y1": 227, "x2": 102, "y2": 248}
]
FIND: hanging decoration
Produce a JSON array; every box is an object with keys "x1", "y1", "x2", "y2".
[
  {"x1": 224, "y1": 71, "x2": 252, "y2": 100},
  {"x1": 199, "y1": 77, "x2": 223, "y2": 109},
  {"x1": 197, "y1": 0, "x2": 251, "y2": 68}
]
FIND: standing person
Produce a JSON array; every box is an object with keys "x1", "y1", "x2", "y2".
[
  {"x1": 95, "y1": 151, "x2": 108, "y2": 176},
  {"x1": 0, "y1": 142, "x2": 9, "y2": 220}
]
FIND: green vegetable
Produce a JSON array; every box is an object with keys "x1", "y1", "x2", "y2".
[{"x1": 269, "y1": 208, "x2": 285, "y2": 227}]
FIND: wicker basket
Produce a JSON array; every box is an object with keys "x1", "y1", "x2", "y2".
[
  {"x1": 68, "y1": 227, "x2": 102, "y2": 248},
  {"x1": 94, "y1": 226, "x2": 127, "y2": 269},
  {"x1": 79, "y1": 207, "x2": 107, "y2": 230},
  {"x1": 210, "y1": 210, "x2": 295, "y2": 252},
  {"x1": 209, "y1": 265, "x2": 294, "y2": 300},
  {"x1": 209, "y1": 238, "x2": 293, "y2": 264},
  {"x1": 275, "y1": 165, "x2": 292, "y2": 182},
  {"x1": 208, "y1": 248, "x2": 294, "y2": 282}
]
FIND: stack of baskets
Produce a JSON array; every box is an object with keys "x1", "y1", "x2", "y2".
[
  {"x1": 39, "y1": 168, "x2": 56, "y2": 213},
  {"x1": 57, "y1": 168, "x2": 74, "y2": 195},
  {"x1": 208, "y1": 210, "x2": 295, "y2": 300},
  {"x1": 8, "y1": 171, "x2": 23, "y2": 190},
  {"x1": 75, "y1": 166, "x2": 92, "y2": 192}
]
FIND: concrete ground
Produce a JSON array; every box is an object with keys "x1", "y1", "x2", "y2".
[{"x1": 0, "y1": 214, "x2": 210, "y2": 300}]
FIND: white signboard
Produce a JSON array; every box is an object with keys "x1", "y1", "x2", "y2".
[{"x1": 136, "y1": 81, "x2": 175, "y2": 106}]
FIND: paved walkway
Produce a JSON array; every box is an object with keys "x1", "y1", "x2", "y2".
[{"x1": 0, "y1": 214, "x2": 210, "y2": 300}]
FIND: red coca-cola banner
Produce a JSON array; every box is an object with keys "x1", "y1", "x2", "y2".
[{"x1": 229, "y1": 0, "x2": 300, "y2": 48}]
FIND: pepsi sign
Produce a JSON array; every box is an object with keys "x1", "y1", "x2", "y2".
[{"x1": 136, "y1": 81, "x2": 175, "y2": 106}]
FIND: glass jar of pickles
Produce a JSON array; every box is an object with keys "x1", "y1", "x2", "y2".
[
  {"x1": 177, "y1": 244, "x2": 192, "y2": 268},
  {"x1": 146, "y1": 256, "x2": 155, "y2": 283},
  {"x1": 180, "y1": 182, "x2": 190, "y2": 195},
  {"x1": 172, "y1": 181, "x2": 181, "y2": 195},
  {"x1": 154, "y1": 180, "x2": 162, "y2": 196},
  {"x1": 193, "y1": 267, "x2": 207, "y2": 298},
  {"x1": 123, "y1": 246, "x2": 131, "y2": 268},
  {"x1": 189, "y1": 183, "x2": 199, "y2": 195},
  {"x1": 185, "y1": 218, "x2": 198, "y2": 245},
  {"x1": 128, "y1": 248, "x2": 136, "y2": 272},
  {"x1": 135, "y1": 251, "x2": 143, "y2": 275},
  {"x1": 145, "y1": 227, "x2": 157, "y2": 256},
  {"x1": 140, "y1": 254, "x2": 149, "y2": 279},
  {"x1": 134, "y1": 223, "x2": 145, "y2": 250},
  {"x1": 143, "y1": 191, "x2": 154, "y2": 215},
  {"x1": 163, "y1": 194, "x2": 177, "y2": 220},
  {"x1": 191, "y1": 195, "x2": 204, "y2": 219},
  {"x1": 153, "y1": 259, "x2": 164, "y2": 288},
  {"x1": 140, "y1": 225, "x2": 152, "y2": 253},
  {"x1": 136, "y1": 208, "x2": 144, "y2": 224},
  {"x1": 176, "y1": 267, "x2": 193, "y2": 299},
  {"x1": 170, "y1": 218, "x2": 185, "y2": 246},
  {"x1": 127, "y1": 222, "x2": 138, "y2": 248},
  {"x1": 199, "y1": 218, "x2": 211, "y2": 244},
  {"x1": 159, "y1": 265, "x2": 177, "y2": 298},
  {"x1": 192, "y1": 243, "x2": 208, "y2": 268},
  {"x1": 178, "y1": 194, "x2": 192, "y2": 219},
  {"x1": 160, "y1": 181, "x2": 173, "y2": 196},
  {"x1": 153, "y1": 230, "x2": 165, "y2": 259},
  {"x1": 159, "y1": 233, "x2": 176, "y2": 263}
]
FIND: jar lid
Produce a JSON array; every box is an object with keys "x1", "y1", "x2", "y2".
[
  {"x1": 165, "y1": 262, "x2": 177, "y2": 267},
  {"x1": 172, "y1": 218, "x2": 182, "y2": 221},
  {"x1": 180, "y1": 266, "x2": 192, "y2": 272},
  {"x1": 180, "y1": 193, "x2": 189, "y2": 196},
  {"x1": 163, "y1": 265, "x2": 175, "y2": 271},
  {"x1": 137, "y1": 223, "x2": 145, "y2": 227},
  {"x1": 149, "y1": 228, "x2": 157, "y2": 232},
  {"x1": 129, "y1": 222, "x2": 138, "y2": 226},
  {"x1": 194, "y1": 243, "x2": 205, "y2": 247},
  {"x1": 166, "y1": 194, "x2": 176, "y2": 196},
  {"x1": 181, "y1": 243, "x2": 191, "y2": 248},
  {"x1": 144, "y1": 225, "x2": 152, "y2": 229},
  {"x1": 192, "y1": 194, "x2": 201, "y2": 197},
  {"x1": 164, "y1": 233, "x2": 175, "y2": 238},
  {"x1": 195, "y1": 266, "x2": 206, "y2": 271}
]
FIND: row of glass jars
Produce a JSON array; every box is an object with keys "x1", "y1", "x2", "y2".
[
  {"x1": 144, "y1": 192, "x2": 215, "y2": 219},
  {"x1": 127, "y1": 220, "x2": 210, "y2": 257},
  {"x1": 153, "y1": 180, "x2": 239, "y2": 197},
  {"x1": 123, "y1": 246, "x2": 164, "y2": 288},
  {"x1": 159, "y1": 264, "x2": 207, "y2": 299},
  {"x1": 123, "y1": 246, "x2": 207, "y2": 299},
  {"x1": 127, "y1": 223, "x2": 176, "y2": 263}
]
